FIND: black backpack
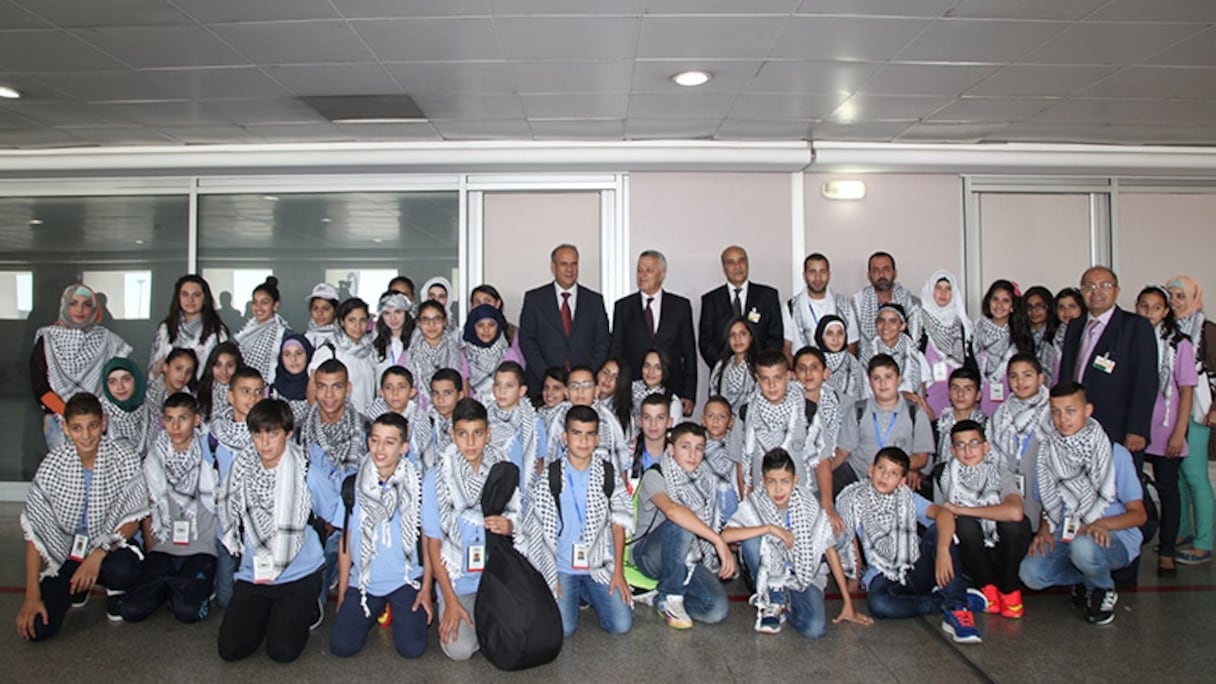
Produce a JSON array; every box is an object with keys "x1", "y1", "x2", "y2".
[
  {"x1": 475, "y1": 462, "x2": 563, "y2": 671},
  {"x1": 547, "y1": 459, "x2": 615, "y2": 530}
]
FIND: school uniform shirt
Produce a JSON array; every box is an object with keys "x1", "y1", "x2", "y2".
[
  {"x1": 1148, "y1": 338, "x2": 1197, "y2": 456},
  {"x1": 835, "y1": 398, "x2": 935, "y2": 479},
  {"x1": 235, "y1": 529, "x2": 324, "y2": 585},
  {"x1": 854, "y1": 493, "x2": 935, "y2": 589},
  {"x1": 307, "y1": 442, "x2": 359, "y2": 527},
  {"x1": 1030, "y1": 442, "x2": 1144, "y2": 560},
  {"x1": 147, "y1": 437, "x2": 218, "y2": 559},
  {"x1": 421, "y1": 469, "x2": 487, "y2": 596},
  {"x1": 348, "y1": 496, "x2": 424, "y2": 597},
  {"x1": 309, "y1": 342, "x2": 378, "y2": 417},
  {"x1": 922, "y1": 338, "x2": 965, "y2": 419}
]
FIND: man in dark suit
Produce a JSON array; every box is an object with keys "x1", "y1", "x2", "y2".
[
  {"x1": 1058, "y1": 266, "x2": 1158, "y2": 452},
  {"x1": 698, "y1": 245, "x2": 785, "y2": 367},
  {"x1": 518, "y1": 244, "x2": 610, "y2": 400},
  {"x1": 610, "y1": 250, "x2": 697, "y2": 417}
]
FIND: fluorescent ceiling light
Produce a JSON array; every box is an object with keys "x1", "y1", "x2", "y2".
[
  {"x1": 672, "y1": 70, "x2": 712, "y2": 87},
  {"x1": 821, "y1": 179, "x2": 866, "y2": 200},
  {"x1": 0, "y1": 86, "x2": 20, "y2": 99}
]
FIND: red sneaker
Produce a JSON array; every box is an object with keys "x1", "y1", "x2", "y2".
[
  {"x1": 378, "y1": 604, "x2": 393, "y2": 626},
  {"x1": 980, "y1": 584, "x2": 1000, "y2": 615},
  {"x1": 999, "y1": 590, "x2": 1023, "y2": 619}
]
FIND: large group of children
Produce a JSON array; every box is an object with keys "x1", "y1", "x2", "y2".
[{"x1": 14, "y1": 249, "x2": 1214, "y2": 662}]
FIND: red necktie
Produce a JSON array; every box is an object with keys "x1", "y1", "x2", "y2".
[
  {"x1": 645, "y1": 296, "x2": 655, "y2": 336},
  {"x1": 561, "y1": 292, "x2": 573, "y2": 337}
]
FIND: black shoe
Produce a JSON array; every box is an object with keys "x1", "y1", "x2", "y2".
[
  {"x1": 70, "y1": 591, "x2": 90, "y2": 608},
  {"x1": 1157, "y1": 562, "x2": 1178, "y2": 578},
  {"x1": 1086, "y1": 588, "x2": 1117, "y2": 625},
  {"x1": 105, "y1": 590, "x2": 124, "y2": 622},
  {"x1": 1070, "y1": 584, "x2": 1087, "y2": 609},
  {"x1": 310, "y1": 596, "x2": 324, "y2": 631}
]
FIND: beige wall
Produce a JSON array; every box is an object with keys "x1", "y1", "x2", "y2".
[
  {"x1": 978, "y1": 193, "x2": 1092, "y2": 296},
  {"x1": 482, "y1": 191, "x2": 601, "y2": 324},
  {"x1": 629, "y1": 172, "x2": 793, "y2": 404},
  {"x1": 804, "y1": 174, "x2": 965, "y2": 303},
  {"x1": 1116, "y1": 192, "x2": 1216, "y2": 309}
]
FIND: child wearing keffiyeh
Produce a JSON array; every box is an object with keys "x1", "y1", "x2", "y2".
[
  {"x1": 461, "y1": 304, "x2": 525, "y2": 404},
  {"x1": 742, "y1": 351, "x2": 807, "y2": 491},
  {"x1": 216, "y1": 399, "x2": 324, "y2": 663},
  {"x1": 234, "y1": 277, "x2": 290, "y2": 386},
  {"x1": 18, "y1": 393, "x2": 147, "y2": 642}
]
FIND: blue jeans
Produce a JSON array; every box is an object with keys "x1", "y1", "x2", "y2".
[
  {"x1": 321, "y1": 530, "x2": 341, "y2": 603},
  {"x1": 330, "y1": 584, "x2": 428, "y2": 658},
  {"x1": 555, "y1": 572, "x2": 634, "y2": 637},
  {"x1": 866, "y1": 527, "x2": 967, "y2": 619},
  {"x1": 1019, "y1": 529, "x2": 1132, "y2": 591},
  {"x1": 739, "y1": 537, "x2": 826, "y2": 638},
  {"x1": 632, "y1": 520, "x2": 728, "y2": 624},
  {"x1": 214, "y1": 539, "x2": 237, "y2": 609}
]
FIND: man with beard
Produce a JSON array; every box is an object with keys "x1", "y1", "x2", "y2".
[
  {"x1": 785, "y1": 253, "x2": 860, "y2": 357},
  {"x1": 851, "y1": 252, "x2": 922, "y2": 349}
]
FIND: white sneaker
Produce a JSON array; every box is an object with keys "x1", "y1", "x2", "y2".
[
  {"x1": 658, "y1": 595, "x2": 693, "y2": 630},
  {"x1": 754, "y1": 604, "x2": 783, "y2": 634},
  {"x1": 632, "y1": 589, "x2": 658, "y2": 607}
]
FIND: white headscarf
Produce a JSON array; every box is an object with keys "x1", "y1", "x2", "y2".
[{"x1": 920, "y1": 271, "x2": 972, "y2": 340}]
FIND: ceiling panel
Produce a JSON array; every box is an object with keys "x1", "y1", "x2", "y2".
[
  {"x1": 170, "y1": 0, "x2": 339, "y2": 23},
  {"x1": 729, "y1": 93, "x2": 843, "y2": 120},
  {"x1": 493, "y1": 16, "x2": 641, "y2": 60},
  {"x1": 807, "y1": 120, "x2": 915, "y2": 141},
  {"x1": 1076, "y1": 66, "x2": 1216, "y2": 100},
  {"x1": 646, "y1": 0, "x2": 799, "y2": 14},
  {"x1": 1024, "y1": 98, "x2": 1159, "y2": 124},
  {"x1": 716, "y1": 119, "x2": 815, "y2": 140},
  {"x1": 943, "y1": 0, "x2": 1109, "y2": 21},
  {"x1": 57, "y1": 126, "x2": 179, "y2": 145},
  {"x1": 1020, "y1": 22, "x2": 1208, "y2": 66},
  {"x1": 521, "y1": 93, "x2": 628, "y2": 119},
  {"x1": 832, "y1": 94, "x2": 956, "y2": 121},
  {"x1": 0, "y1": 30, "x2": 127, "y2": 71},
  {"x1": 430, "y1": 118, "x2": 533, "y2": 139},
  {"x1": 627, "y1": 92, "x2": 738, "y2": 119},
  {"x1": 632, "y1": 60, "x2": 761, "y2": 95},
  {"x1": 210, "y1": 21, "x2": 377, "y2": 65},
  {"x1": 334, "y1": 0, "x2": 493, "y2": 18},
  {"x1": 32, "y1": 68, "x2": 288, "y2": 102},
  {"x1": 202, "y1": 98, "x2": 329, "y2": 125},
  {"x1": 264, "y1": 64, "x2": 402, "y2": 97},
  {"x1": 240, "y1": 122, "x2": 353, "y2": 143},
  {"x1": 0, "y1": 1, "x2": 50, "y2": 29},
  {"x1": 512, "y1": 60, "x2": 634, "y2": 94},
  {"x1": 1088, "y1": 0, "x2": 1216, "y2": 23},
  {"x1": 897, "y1": 121, "x2": 1010, "y2": 142},
  {"x1": 528, "y1": 118, "x2": 625, "y2": 139},
  {"x1": 12, "y1": 0, "x2": 192, "y2": 27},
  {"x1": 72, "y1": 26, "x2": 249, "y2": 69},
  {"x1": 624, "y1": 117, "x2": 720, "y2": 139},
  {"x1": 859, "y1": 64, "x2": 1001, "y2": 96},
  {"x1": 492, "y1": 0, "x2": 641, "y2": 15},
  {"x1": 748, "y1": 61, "x2": 881, "y2": 95},
  {"x1": 333, "y1": 122, "x2": 444, "y2": 141},
  {"x1": 100, "y1": 101, "x2": 232, "y2": 126},
  {"x1": 1144, "y1": 28, "x2": 1216, "y2": 67},
  {"x1": 354, "y1": 18, "x2": 503, "y2": 62},
  {"x1": 770, "y1": 16, "x2": 930, "y2": 62},
  {"x1": 412, "y1": 94, "x2": 526, "y2": 120},
  {"x1": 0, "y1": 101, "x2": 139, "y2": 126},
  {"x1": 927, "y1": 96, "x2": 1055, "y2": 122},
  {"x1": 795, "y1": 0, "x2": 955, "y2": 16},
  {"x1": 964, "y1": 65, "x2": 1119, "y2": 97},
  {"x1": 637, "y1": 16, "x2": 786, "y2": 59},
  {"x1": 384, "y1": 62, "x2": 516, "y2": 96},
  {"x1": 895, "y1": 19, "x2": 1068, "y2": 63},
  {"x1": 0, "y1": 126, "x2": 81, "y2": 147}
]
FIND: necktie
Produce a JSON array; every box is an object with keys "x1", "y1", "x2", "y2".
[
  {"x1": 560, "y1": 292, "x2": 573, "y2": 337},
  {"x1": 645, "y1": 296, "x2": 655, "y2": 336},
  {"x1": 732, "y1": 287, "x2": 742, "y2": 317},
  {"x1": 1076, "y1": 318, "x2": 1101, "y2": 381}
]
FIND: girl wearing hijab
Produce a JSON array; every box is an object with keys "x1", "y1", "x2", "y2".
[
  {"x1": 304, "y1": 282, "x2": 340, "y2": 350},
  {"x1": 373, "y1": 291, "x2": 415, "y2": 382},
  {"x1": 31, "y1": 283, "x2": 132, "y2": 450},
  {"x1": 470, "y1": 284, "x2": 523, "y2": 354},
  {"x1": 1167, "y1": 275, "x2": 1216, "y2": 566},
  {"x1": 460, "y1": 303, "x2": 524, "y2": 403},
  {"x1": 271, "y1": 334, "x2": 314, "y2": 425},
  {"x1": 919, "y1": 271, "x2": 972, "y2": 418},
  {"x1": 815, "y1": 315, "x2": 863, "y2": 402},
  {"x1": 100, "y1": 357, "x2": 150, "y2": 457},
  {"x1": 234, "y1": 277, "x2": 289, "y2": 385},
  {"x1": 149, "y1": 274, "x2": 229, "y2": 382}
]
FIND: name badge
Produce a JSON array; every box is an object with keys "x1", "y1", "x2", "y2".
[
  {"x1": 467, "y1": 544, "x2": 486, "y2": 573},
  {"x1": 1014, "y1": 474, "x2": 1026, "y2": 498},
  {"x1": 172, "y1": 520, "x2": 191, "y2": 546},
  {"x1": 571, "y1": 542, "x2": 590, "y2": 570},
  {"x1": 747, "y1": 309, "x2": 761, "y2": 324},
  {"x1": 932, "y1": 361, "x2": 948, "y2": 383},
  {"x1": 70, "y1": 533, "x2": 90, "y2": 562},
  {"x1": 987, "y1": 379, "x2": 1006, "y2": 401},
  {"x1": 253, "y1": 554, "x2": 276, "y2": 584},
  {"x1": 1061, "y1": 515, "x2": 1081, "y2": 542},
  {"x1": 1092, "y1": 354, "x2": 1116, "y2": 374}
]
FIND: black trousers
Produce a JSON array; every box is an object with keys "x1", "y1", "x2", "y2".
[
  {"x1": 31, "y1": 547, "x2": 142, "y2": 642},
  {"x1": 121, "y1": 551, "x2": 217, "y2": 624},
  {"x1": 954, "y1": 516, "x2": 1032, "y2": 593},
  {"x1": 217, "y1": 570, "x2": 322, "y2": 663},
  {"x1": 1146, "y1": 454, "x2": 1182, "y2": 557}
]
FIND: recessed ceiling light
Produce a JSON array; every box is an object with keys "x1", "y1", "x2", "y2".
[
  {"x1": 28, "y1": 218, "x2": 43, "y2": 226},
  {"x1": 134, "y1": 239, "x2": 145, "y2": 245},
  {"x1": 372, "y1": 238, "x2": 383, "y2": 244},
  {"x1": 321, "y1": 217, "x2": 332, "y2": 223},
  {"x1": 262, "y1": 195, "x2": 279, "y2": 202},
  {"x1": 672, "y1": 70, "x2": 712, "y2": 87},
  {"x1": 0, "y1": 86, "x2": 21, "y2": 99}
]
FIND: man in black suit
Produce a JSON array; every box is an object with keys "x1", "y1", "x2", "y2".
[
  {"x1": 518, "y1": 243, "x2": 610, "y2": 400},
  {"x1": 698, "y1": 245, "x2": 785, "y2": 367},
  {"x1": 1058, "y1": 266, "x2": 1158, "y2": 453},
  {"x1": 610, "y1": 250, "x2": 697, "y2": 417}
]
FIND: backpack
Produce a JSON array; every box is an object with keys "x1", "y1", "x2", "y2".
[
  {"x1": 547, "y1": 459, "x2": 615, "y2": 528},
  {"x1": 855, "y1": 397, "x2": 920, "y2": 424},
  {"x1": 340, "y1": 473, "x2": 357, "y2": 554},
  {"x1": 475, "y1": 462, "x2": 563, "y2": 671}
]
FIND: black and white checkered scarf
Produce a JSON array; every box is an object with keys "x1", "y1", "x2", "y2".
[
  {"x1": 523, "y1": 457, "x2": 634, "y2": 591},
  {"x1": 709, "y1": 358, "x2": 755, "y2": 413},
  {"x1": 730, "y1": 487, "x2": 834, "y2": 599},
  {"x1": 354, "y1": 454, "x2": 421, "y2": 617},
  {"x1": 660, "y1": 452, "x2": 722, "y2": 572},
  {"x1": 489, "y1": 400, "x2": 539, "y2": 491},
  {"x1": 144, "y1": 429, "x2": 215, "y2": 546},
  {"x1": 789, "y1": 288, "x2": 852, "y2": 350},
  {"x1": 210, "y1": 413, "x2": 251, "y2": 452},
  {"x1": 743, "y1": 383, "x2": 806, "y2": 489},
  {"x1": 1152, "y1": 324, "x2": 1179, "y2": 428},
  {"x1": 837, "y1": 480, "x2": 919, "y2": 584},
  {"x1": 433, "y1": 443, "x2": 517, "y2": 581},
  {"x1": 218, "y1": 442, "x2": 311, "y2": 578},
  {"x1": 1032, "y1": 326, "x2": 1060, "y2": 386},
  {"x1": 35, "y1": 325, "x2": 131, "y2": 401},
  {"x1": 853, "y1": 283, "x2": 921, "y2": 344},
  {"x1": 463, "y1": 335, "x2": 508, "y2": 402},
  {"x1": 100, "y1": 393, "x2": 149, "y2": 457},
  {"x1": 861, "y1": 333, "x2": 923, "y2": 393},
  {"x1": 1037, "y1": 417, "x2": 1116, "y2": 532},
  {"x1": 630, "y1": 379, "x2": 668, "y2": 418},
  {"x1": 299, "y1": 402, "x2": 366, "y2": 470},
  {"x1": 544, "y1": 401, "x2": 631, "y2": 477},
  {"x1": 406, "y1": 332, "x2": 461, "y2": 407},
  {"x1": 990, "y1": 385, "x2": 1048, "y2": 466},
  {"x1": 804, "y1": 388, "x2": 843, "y2": 471},
  {"x1": 235, "y1": 313, "x2": 289, "y2": 384},
  {"x1": 973, "y1": 316, "x2": 1014, "y2": 385},
  {"x1": 305, "y1": 320, "x2": 336, "y2": 351},
  {"x1": 940, "y1": 458, "x2": 1003, "y2": 546},
  {"x1": 151, "y1": 317, "x2": 225, "y2": 380},
  {"x1": 21, "y1": 438, "x2": 148, "y2": 578},
  {"x1": 704, "y1": 435, "x2": 742, "y2": 488},
  {"x1": 935, "y1": 409, "x2": 988, "y2": 467},
  {"x1": 824, "y1": 349, "x2": 863, "y2": 401}
]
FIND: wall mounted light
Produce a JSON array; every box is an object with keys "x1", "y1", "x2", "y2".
[{"x1": 821, "y1": 179, "x2": 866, "y2": 200}]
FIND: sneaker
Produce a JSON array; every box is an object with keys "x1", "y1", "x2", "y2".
[
  {"x1": 965, "y1": 587, "x2": 990, "y2": 614},
  {"x1": 105, "y1": 589, "x2": 124, "y2": 622},
  {"x1": 1086, "y1": 588, "x2": 1117, "y2": 625},
  {"x1": 941, "y1": 608, "x2": 982, "y2": 644},
  {"x1": 754, "y1": 604, "x2": 783, "y2": 634},
  {"x1": 1070, "y1": 584, "x2": 1088, "y2": 610},
  {"x1": 377, "y1": 604, "x2": 392, "y2": 627},
  {"x1": 979, "y1": 585, "x2": 1000, "y2": 615},
  {"x1": 71, "y1": 591, "x2": 90, "y2": 609},
  {"x1": 658, "y1": 595, "x2": 693, "y2": 630},
  {"x1": 999, "y1": 590, "x2": 1024, "y2": 619},
  {"x1": 310, "y1": 596, "x2": 324, "y2": 631},
  {"x1": 1175, "y1": 548, "x2": 1213, "y2": 565},
  {"x1": 632, "y1": 588, "x2": 658, "y2": 607}
]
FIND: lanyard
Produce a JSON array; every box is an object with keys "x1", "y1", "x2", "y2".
[
  {"x1": 808, "y1": 301, "x2": 820, "y2": 327},
  {"x1": 1017, "y1": 433, "x2": 1033, "y2": 472},
  {"x1": 566, "y1": 470, "x2": 587, "y2": 530},
  {"x1": 872, "y1": 412, "x2": 899, "y2": 448}
]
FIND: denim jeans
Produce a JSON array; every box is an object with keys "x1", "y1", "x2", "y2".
[
  {"x1": 321, "y1": 529, "x2": 340, "y2": 604},
  {"x1": 866, "y1": 527, "x2": 967, "y2": 619},
  {"x1": 631, "y1": 520, "x2": 728, "y2": 624},
  {"x1": 330, "y1": 584, "x2": 428, "y2": 658},
  {"x1": 555, "y1": 572, "x2": 634, "y2": 637},
  {"x1": 1019, "y1": 528, "x2": 1132, "y2": 591},
  {"x1": 739, "y1": 537, "x2": 826, "y2": 638}
]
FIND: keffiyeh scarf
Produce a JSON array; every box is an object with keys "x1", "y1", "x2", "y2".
[
  {"x1": 854, "y1": 283, "x2": 919, "y2": 343},
  {"x1": 235, "y1": 314, "x2": 289, "y2": 384},
  {"x1": 152, "y1": 317, "x2": 224, "y2": 380},
  {"x1": 211, "y1": 413, "x2": 251, "y2": 451},
  {"x1": 919, "y1": 270, "x2": 971, "y2": 366},
  {"x1": 990, "y1": 386, "x2": 1049, "y2": 468},
  {"x1": 354, "y1": 455, "x2": 421, "y2": 617},
  {"x1": 299, "y1": 402, "x2": 366, "y2": 470},
  {"x1": 1152, "y1": 326, "x2": 1179, "y2": 428},
  {"x1": 433, "y1": 443, "x2": 514, "y2": 580},
  {"x1": 660, "y1": 452, "x2": 722, "y2": 572},
  {"x1": 940, "y1": 458, "x2": 1004, "y2": 546},
  {"x1": 972, "y1": 316, "x2": 1014, "y2": 385},
  {"x1": 837, "y1": 481, "x2": 919, "y2": 584},
  {"x1": 1036, "y1": 417, "x2": 1116, "y2": 532},
  {"x1": 734, "y1": 487, "x2": 834, "y2": 600},
  {"x1": 218, "y1": 442, "x2": 311, "y2": 578},
  {"x1": 790, "y1": 289, "x2": 851, "y2": 350},
  {"x1": 488, "y1": 401, "x2": 539, "y2": 490},
  {"x1": 630, "y1": 379, "x2": 668, "y2": 417},
  {"x1": 36, "y1": 326, "x2": 131, "y2": 402},
  {"x1": 744, "y1": 383, "x2": 804, "y2": 463},
  {"x1": 407, "y1": 332, "x2": 461, "y2": 404},
  {"x1": 804, "y1": 388, "x2": 843, "y2": 471},
  {"x1": 463, "y1": 335, "x2": 508, "y2": 402},
  {"x1": 144, "y1": 430, "x2": 216, "y2": 545},
  {"x1": 101, "y1": 394, "x2": 149, "y2": 456},
  {"x1": 861, "y1": 334, "x2": 922, "y2": 391},
  {"x1": 935, "y1": 409, "x2": 988, "y2": 467},
  {"x1": 709, "y1": 358, "x2": 754, "y2": 412}
]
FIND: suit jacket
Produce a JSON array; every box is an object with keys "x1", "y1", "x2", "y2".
[
  {"x1": 698, "y1": 281, "x2": 785, "y2": 367},
  {"x1": 1057, "y1": 306, "x2": 1159, "y2": 444},
  {"x1": 518, "y1": 282, "x2": 610, "y2": 398},
  {"x1": 610, "y1": 291, "x2": 698, "y2": 400}
]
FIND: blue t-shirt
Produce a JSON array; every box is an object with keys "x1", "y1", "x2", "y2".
[
  {"x1": 640, "y1": 448, "x2": 660, "y2": 472},
  {"x1": 556, "y1": 465, "x2": 591, "y2": 575},
  {"x1": 421, "y1": 469, "x2": 484, "y2": 596},
  {"x1": 308, "y1": 442, "x2": 356, "y2": 527},
  {"x1": 860, "y1": 491, "x2": 934, "y2": 589},
  {"x1": 348, "y1": 491, "x2": 424, "y2": 597},
  {"x1": 235, "y1": 527, "x2": 324, "y2": 585},
  {"x1": 1032, "y1": 442, "x2": 1143, "y2": 560},
  {"x1": 80, "y1": 467, "x2": 93, "y2": 532},
  {"x1": 211, "y1": 443, "x2": 238, "y2": 484}
]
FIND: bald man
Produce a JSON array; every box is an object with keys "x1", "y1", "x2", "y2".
[{"x1": 698, "y1": 246, "x2": 785, "y2": 367}]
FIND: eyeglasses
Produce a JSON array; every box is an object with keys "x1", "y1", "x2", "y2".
[
  {"x1": 951, "y1": 439, "x2": 985, "y2": 451},
  {"x1": 1080, "y1": 282, "x2": 1116, "y2": 293},
  {"x1": 568, "y1": 381, "x2": 595, "y2": 390},
  {"x1": 418, "y1": 316, "x2": 445, "y2": 324}
]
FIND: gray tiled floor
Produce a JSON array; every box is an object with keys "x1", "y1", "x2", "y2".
[{"x1": 3, "y1": 501, "x2": 1216, "y2": 683}]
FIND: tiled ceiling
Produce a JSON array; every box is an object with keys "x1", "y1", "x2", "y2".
[{"x1": 0, "y1": 0, "x2": 1214, "y2": 148}]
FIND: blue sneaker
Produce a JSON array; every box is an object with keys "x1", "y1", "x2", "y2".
[
  {"x1": 965, "y1": 587, "x2": 989, "y2": 614},
  {"x1": 942, "y1": 608, "x2": 982, "y2": 644}
]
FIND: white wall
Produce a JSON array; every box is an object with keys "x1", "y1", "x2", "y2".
[
  {"x1": 1117, "y1": 192, "x2": 1216, "y2": 309},
  {"x1": 978, "y1": 193, "x2": 1092, "y2": 295}
]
